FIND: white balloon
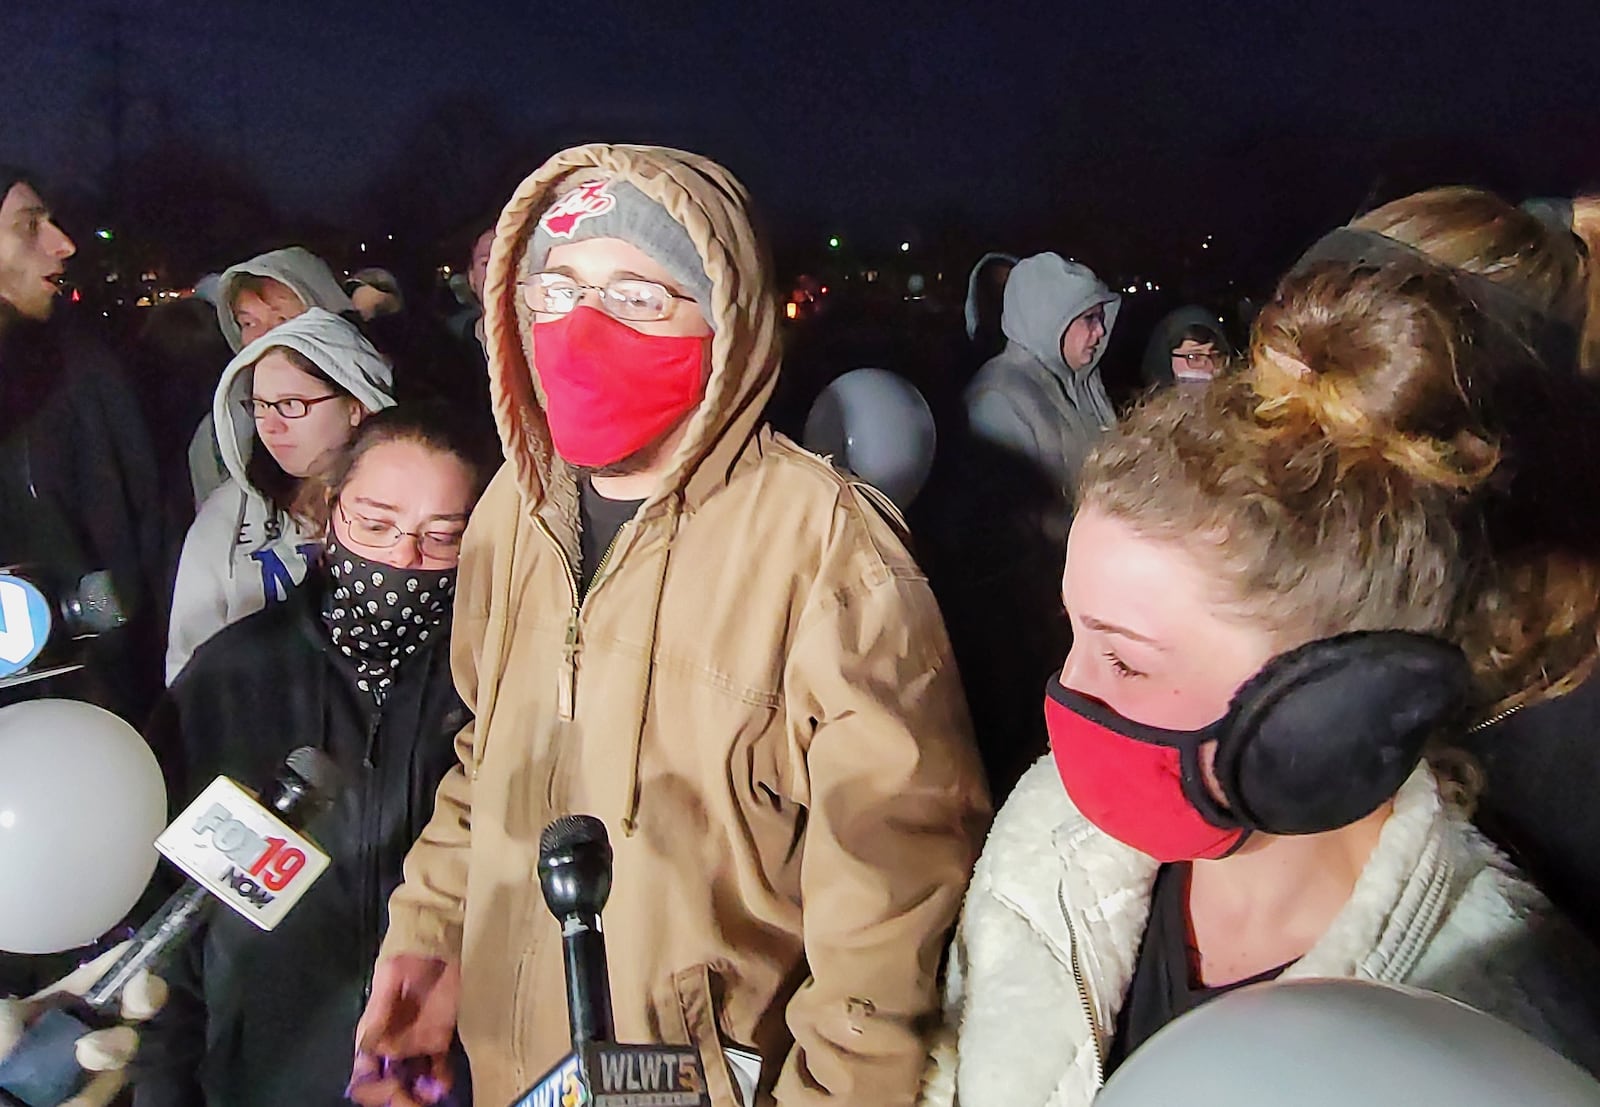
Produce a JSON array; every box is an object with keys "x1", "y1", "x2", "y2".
[
  {"x1": 803, "y1": 368, "x2": 937, "y2": 510},
  {"x1": 1098, "y1": 978, "x2": 1600, "y2": 1106},
  {"x1": 0, "y1": 700, "x2": 166, "y2": 954}
]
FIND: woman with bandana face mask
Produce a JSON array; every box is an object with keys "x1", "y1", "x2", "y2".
[
  {"x1": 135, "y1": 407, "x2": 494, "y2": 1107},
  {"x1": 917, "y1": 264, "x2": 1600, "y2": 1107}
]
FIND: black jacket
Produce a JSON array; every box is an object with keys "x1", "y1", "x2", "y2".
[
  {"x1": 133, "y1": 580, "x2": 467, "y2": 1107},
  {"x1": 1464, "y1": 677, "x2": 1600, "y2": 946},
  {"x1": 0, "y1": 316, "x2": 166, "y2": 721}
]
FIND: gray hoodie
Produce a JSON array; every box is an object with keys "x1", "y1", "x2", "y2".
[
  {"x1": 964, "y1": 251, "x2": 1020, "y2": 342},
  {"x1": 213, "y1": 246, "x2": 356, "y2": 354},
  {"x1": 189, "y1": 247, "x2": 360, "y2": 505},
  {"x1": 963, "y1": 253, "x2": 1120, "y2": 502},
  {"x1": 166, "y1": 309, "x2": 394, "y2": 683}
]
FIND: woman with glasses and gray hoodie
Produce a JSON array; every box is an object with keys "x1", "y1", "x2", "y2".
[{"x1": 165, "y1": 308, "x2": 394, "y2": 683}]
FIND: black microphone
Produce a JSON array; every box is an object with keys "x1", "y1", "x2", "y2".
[
  {"x1": 0, "y1": 567, "x2": 127, "y2": 693},
  {"x1": 0, "y1": 747, "x2": 342, "y2": 1107},
  {"x1": 513, "y1": 816, "x2": 712, "y2": 1107},
  {"x1": 538, "y1": 814, "x2": 616, "y2": 1046}
]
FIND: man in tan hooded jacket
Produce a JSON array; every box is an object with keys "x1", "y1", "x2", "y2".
[{"x1": 352, "y1": 144, "x2": 989, "y2": 1107}]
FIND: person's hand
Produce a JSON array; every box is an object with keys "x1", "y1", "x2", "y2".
[
  {"x1": 348, "y1": 955, "x2": 460, "y2": 1106},
  {"x1": 0, "y1": 941, "x2": 168, "y2": 1107}
]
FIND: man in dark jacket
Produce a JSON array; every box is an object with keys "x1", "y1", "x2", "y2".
[{"x1": 0, "y1": 166, "x2": 166, "y2": 722}]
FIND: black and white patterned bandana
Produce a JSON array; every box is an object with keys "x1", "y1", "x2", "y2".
[{"x1": 321, "y1": 535, "x2": 456, "y2": 702}]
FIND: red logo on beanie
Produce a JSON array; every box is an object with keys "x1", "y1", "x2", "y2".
[{"x1": 541, "y1": 180, "x2": 617, "y2": 239}]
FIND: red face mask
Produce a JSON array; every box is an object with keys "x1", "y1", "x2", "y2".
[
  {"x1": 531, "y1": 306, "x2": 710, "y2": 468},
  {"x1": 1044, "y1": 677, "x2": 1246, "y2": 862}
]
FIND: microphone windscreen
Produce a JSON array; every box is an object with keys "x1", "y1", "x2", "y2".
[
  {"x1": 541, "y1": 814, "x2": 609, "y2": 857},
  {"x1": 71, "y1": 571, "x2": 128, "y2": 633},
  {"x1": 285, "y1": 746, "x2": 342, "y2": 800}
]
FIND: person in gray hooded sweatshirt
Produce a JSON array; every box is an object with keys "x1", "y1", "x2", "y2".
[
  {"x1": 166, "y1": 308, "x2": 394, "y2": 683},
  {"x1": 964, "y1": 252, "x2": 1120, "y2": 529},
  {"x1": 187, "y1": 247, "x2": 359, "y2": 505},
  {"x1": 941, "y1": 254, "x2": 1119, "y2": 799}
]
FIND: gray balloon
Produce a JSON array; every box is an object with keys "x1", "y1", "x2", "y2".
[
  {"x1": 803, "y1": 368, "x2": 936, "y2": 510},
  {"x1": 1098, "y1": 979, "x2": 1600, "y2": 1106}
]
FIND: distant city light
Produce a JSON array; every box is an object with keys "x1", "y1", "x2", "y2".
[
  {"x1": 828, "y1": 236, "x2": 841, "y2": 249},
  {"x1": 899, "y1": 242, "x2": 911, "y2": 253},
  {"x1": 94, "y1": 228, "x2": 114, "y2": 242},
  {"x1": 785, "y1": 301, "x2": 799, "y2": 320}
]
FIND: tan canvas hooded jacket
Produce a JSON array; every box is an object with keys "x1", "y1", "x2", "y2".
[{"x1": 379, "y1": 144, "x2": 991, "y2": 1107}]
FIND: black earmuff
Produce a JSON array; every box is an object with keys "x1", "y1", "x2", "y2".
[
  {"x1": 1188, "y1": 631, "x2": 1471, "y2": 836},
  {"x1": 1292, "y1": 227, "x2": 1580, "y2": 374}
]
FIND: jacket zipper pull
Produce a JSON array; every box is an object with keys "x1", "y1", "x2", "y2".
[
  {"x1": 362, "y1": 714, "x2": 379, "y2": 769},
  {"x1": 558, "y1": 611, "x2": 579, "y2": 720}
]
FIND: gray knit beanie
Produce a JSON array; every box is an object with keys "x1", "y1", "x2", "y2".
[{"x1": 528, "y1": 176, "x2": 713, "y2": 327}]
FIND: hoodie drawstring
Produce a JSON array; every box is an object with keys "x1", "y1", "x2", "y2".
[{"x1": 619, "y1": 497, "x2": 681, "y2": 839}]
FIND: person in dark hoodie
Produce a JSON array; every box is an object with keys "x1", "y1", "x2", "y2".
[
  {"x1": 0, "y1": 165, "x2": 165, "y2": 719},
  {"x1": 1285, "y1": 188, "x2": 1600, "y2": 943},
  {"x1": 1139, "y1": 305, "x2": 1234, "y2": 392},
  {"x1": 134, "y1": 405, "x2": 494, "y2": 1107}
]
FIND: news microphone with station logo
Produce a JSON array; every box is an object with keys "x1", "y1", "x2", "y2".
[
  {"x1": 509, "y1": 815, "x2": 713, "y2": 1107},
  {"x1": 539, "y1": 814, "x2": 617, "y2": 1047},
  {"x1": 0, "y1": 567, "x2": 126, "y2": 693},
  {"x1": 0, "y1": 747, "x2": 342, "y2": 1107}
]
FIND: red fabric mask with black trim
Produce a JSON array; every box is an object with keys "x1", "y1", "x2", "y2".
[{"x1": 1044, "y1": 677, "x2": 1245, "y2": 862}]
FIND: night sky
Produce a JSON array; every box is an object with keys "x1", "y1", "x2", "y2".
[{"x1": 4, "y1": 0, "x2": 1600, "y2": 273}]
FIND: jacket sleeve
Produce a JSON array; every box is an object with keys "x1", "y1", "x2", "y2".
[
  {"x1": 377, "y1": 470, "x2": 513, "y2": 962},
  {"x1": 129, "y1": 902, "x2": 208, "y2": 1107},
  {"x1": 965, "y1": 388, "x2": 1042, "y2": 470},
  {"x1": 913, "y1": 920, "x2": 969, "y2": 1107},
  {"x1": 164, "y1": 498, "x2": 232, "y2": 686},
  {"x1": 773, "y1": 493, "x2": 991, "y2": 1106}
]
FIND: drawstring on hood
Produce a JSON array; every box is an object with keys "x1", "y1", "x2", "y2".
[
  {"x1": 215, "y1": 247, "x2": 357, "y2": 353},
  {"x1": 483, "y1": 145, "x2": 781, "y2": 836}
]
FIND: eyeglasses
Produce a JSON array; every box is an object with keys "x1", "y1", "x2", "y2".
[
  {"x1": 337, "y1": 500, "x2": 465, "y2": 561},
  {"x1": 1172, "y1": 351, "x2": 1223, "y2": 368},
  {"x1": 520, "y1": 271, "x2": 695, "y2": 322},
  {"x1": 242, "y1": 394, "x2": 343, "y2": 420}
]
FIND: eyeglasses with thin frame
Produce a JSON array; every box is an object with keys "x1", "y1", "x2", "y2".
[
  {"x1": 242, "y1": 394, "x2": 344, "y2": 421},
  {"x1": 1172, "y1": 350, "x2": 1223, "y2": 367},
  {"x1": 336, "y1": 499, "x2": 465, "y2": 561},
  {"x1": 520, "y1": 271, "x2": 696, "y2": 323}
]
